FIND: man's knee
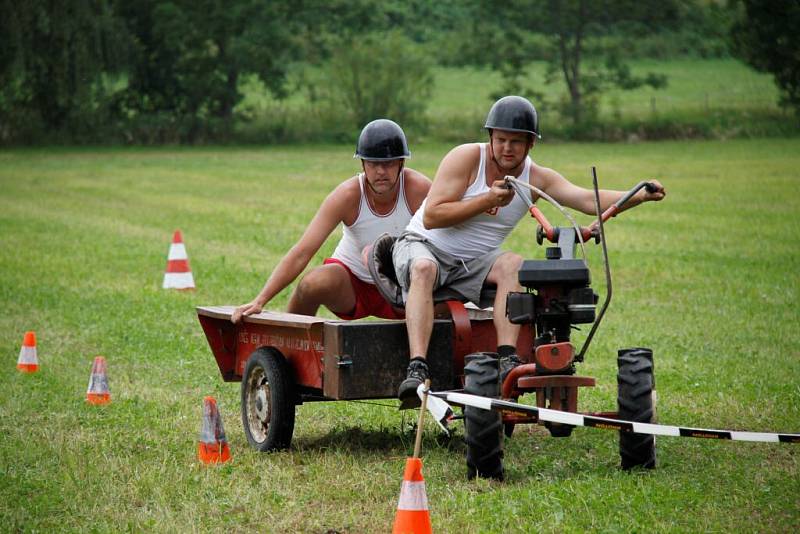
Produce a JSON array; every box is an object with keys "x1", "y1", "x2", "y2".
[
  {"x1": 296, "y1": 270, "x2": 322, "y2": 299},
  {"x1": 297, "y1": 266, "x2": 341, "y2": 298},
  {"x1": 492, "y1": 253, "x2": 523, "y2": 282},
  {"x1": 409, "y1": 259, "x2": 438, "y2": 289}
]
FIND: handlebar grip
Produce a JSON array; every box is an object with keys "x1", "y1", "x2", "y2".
[
  {"x1": 613, "y1": 180, "x2": 653, "y2": 209},
  {"x1": 580, "y1": 226, "x2": 601, "y2": 244}
]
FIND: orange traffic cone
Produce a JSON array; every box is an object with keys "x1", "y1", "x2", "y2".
[
  {"x1": 392, "y1": 457, "x2": 432, "y2": 534},
  {"x1": 163, "y1": 230, "x2": 195, "y2": 290},
  {"x1": 198, "y1": 396, "x2": 231, "y2": 464},
  {"x1": 86, "y1": 356, "x2": 111, "y2": 405},
  {"x1": 16, "y1": 331, "x2": 39, "y2": 373}
]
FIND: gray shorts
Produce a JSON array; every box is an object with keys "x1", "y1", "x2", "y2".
[{"x1": 392, "y1": 231, "x2": 504, "y2": 306}]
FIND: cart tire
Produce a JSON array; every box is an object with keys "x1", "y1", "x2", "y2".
[
  {"x1": 241, "y1": 347, "x2": 295, "y2": 452},
  {"x1": 617, "y1": 348, "x2": 656, "y2": 470},
  {"x1": 464, "y1": 352, "x2": 504, "y2": 480}
]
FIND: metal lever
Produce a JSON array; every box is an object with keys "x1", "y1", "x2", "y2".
[{"x1": 577, "y1": 166, "x2": 612, "y2": 362}]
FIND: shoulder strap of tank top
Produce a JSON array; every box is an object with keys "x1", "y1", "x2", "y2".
[
  {"x1": 398, "y1": 168, "x2": 410, "y2": 214},
  {"x1": 465, "y1": 143, "x2": 487, "y2": 194},
  {"x1": 346, "y1": 173, "x2": 365, "y2": 227},
  {"x1": 358, "y1": 172, "x2": 369, "y2": 210},
  {"x1": 526, "y1": 154, "x2": 537, "y2": 188},
  {"x1": 478, "y1": 143, "x2": 487, "y2": 183},
  {"x1": 523, "y1": 155, "x2": 532, "y2": 184}
]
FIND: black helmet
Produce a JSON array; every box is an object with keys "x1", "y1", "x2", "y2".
[
  {"x1": 354, "y1": 119, "x2": 410, "y2": 160},
  {"x1": 484, "y1": 96, "x2": 541, "y2": 138}
]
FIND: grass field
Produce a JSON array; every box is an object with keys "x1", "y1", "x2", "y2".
[
  {"x1": 1, "y1": 138, "x2": 799, "y2": 532},
  {"x1": 429, "y1": 58, "x2": 782, "y2": 117}
]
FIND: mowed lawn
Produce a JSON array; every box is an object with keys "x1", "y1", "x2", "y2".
[
  {"x1": 1, "y1": 139, "x2": 798, "y2": 532},
  {"x1": 428, "y1": 59, "x2": 782, "y2": 118}
]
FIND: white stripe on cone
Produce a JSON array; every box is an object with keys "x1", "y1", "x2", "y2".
[
  {"x1": 163, "y1": 271, "x2": 195, "y2": 289},
  {"x1": 397, "y1": 481, "x2": 428, "y2": 511},
  {"x1": 168, "y1": 243, "x2": 188, "y2": 260},
  {"x1": 18, "y1": 346, "x2": 37, "y2": 366}
]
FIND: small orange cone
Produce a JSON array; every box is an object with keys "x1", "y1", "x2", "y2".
[
  {"x1": 16, "y1": 331, "x2": 39, "y2": 373},
  {"x1": 392, "y1": 457, "x2": 432, "y2": 534},
  {"x1": 163, "y1": 230, "x2": 195, "y2": 290},
  {"x1": 86, "y1": 356, "x2": 111, "y2": 405},
  {"x1": 198, "y1": 396, "x2": 231, "y2": 464}
]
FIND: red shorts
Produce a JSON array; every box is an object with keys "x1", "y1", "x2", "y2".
[{"x1": 323, "y1": 258, "x2": 403, "y2": 320}]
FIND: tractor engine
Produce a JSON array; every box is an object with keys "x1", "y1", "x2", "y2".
[{"x1": 506, "y1": 246, "x2": 597, "y2": 374}]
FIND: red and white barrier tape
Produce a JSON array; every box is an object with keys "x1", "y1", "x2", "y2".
[{"x1": 418, "y1": 387, "x2": 800, "y2": 444}]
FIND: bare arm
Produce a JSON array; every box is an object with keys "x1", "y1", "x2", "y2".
[
  {"x1": 536, "y1": 164, "x2": 666, "y2": 215},
  {"x1": 231, "y1": 183, "x2": 354, "y2": 323},
  {"x1": 423, "y1": 144, "x2": 515, "y2": 229}
]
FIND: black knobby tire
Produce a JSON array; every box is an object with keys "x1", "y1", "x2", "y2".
[
  {"x1": 464, "y1": 352, "x2": 504, "y2": 480},
  {"x1": 617, "y1": 348, "x2": 656, "y2": 470},
  {"x1": 241, "y1": 348, "x2": 296, "y2": 452}
]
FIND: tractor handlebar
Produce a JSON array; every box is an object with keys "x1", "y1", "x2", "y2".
[{"x1": 533, "y1": 181, "x2": 657, "y2": 245}]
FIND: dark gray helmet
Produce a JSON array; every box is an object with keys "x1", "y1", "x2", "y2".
[
  {"x1": 485, "y1": 96, "x2": 541, "y2": 138},
  {"x1": 354, "y1": 119, "x2": 410, "y2": 160}
]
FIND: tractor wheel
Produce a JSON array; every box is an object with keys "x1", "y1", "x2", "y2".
[
  {"x1": 241, "y1": 347, "x2": 296, "y2": 452},
  {"x1": 617, "y1": 348, "x2": 656, "y2": 470},
  {"x1": 464, "y1": 352, "x2": 504, "y2": 480}
]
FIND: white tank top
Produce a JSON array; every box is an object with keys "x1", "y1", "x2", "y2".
[
  {"x1": 406, "y1": 143, "x2": 532, "y2": 260},
  {"x1": 332, "y1": 171, "x2": 414, "y2": 282}
]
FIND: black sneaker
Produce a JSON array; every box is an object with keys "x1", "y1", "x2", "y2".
[
  {"x1": 498, "y1": 353, "x2": 523, "y2": 386},
  {"x1": 398, "y1": 358, "x2": 429, "y2": 408}
]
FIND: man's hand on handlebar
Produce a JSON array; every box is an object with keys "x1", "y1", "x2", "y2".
[
  {"x1": 642, "y1": 180, "x2": 666, "y2": 202},
  {"x1": 582, "y1": 179, "x2": 666, "y2": 238},
  {"x1": 488, "y1": 179, "x2": 515, "y2": 208}
]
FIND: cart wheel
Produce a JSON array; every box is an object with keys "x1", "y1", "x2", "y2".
[
  {"x1": 464, "y1": 352, "x2": 504, "y2": 480},
  {"x1": 241, "y1": 348, "x2": 295, "y2": 452},
  {"x1": 617, "y1": 348, "x2": 656, "y2": 469}
]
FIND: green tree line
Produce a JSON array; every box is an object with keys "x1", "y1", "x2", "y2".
[{"x1": 0, "y1": 0, "x2": 795, "y2": 145}]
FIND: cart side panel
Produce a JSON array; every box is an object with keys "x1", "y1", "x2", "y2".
[
  {"x1": 198, "y1": 314, "x2": 239, "y2": 382},
  {"x1": 323, "y1": 320, "x2": 454, "y2": 400},
  {"x1": 235, "y1": 323, "x2": 325, "y2": 390},
  {"x1": 197, "y1": 307, "x2": 326, "y2": 388}
]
